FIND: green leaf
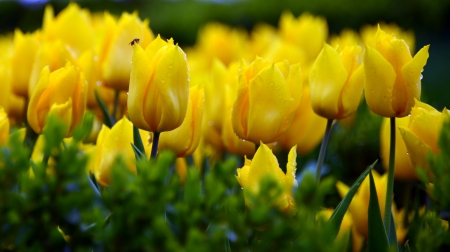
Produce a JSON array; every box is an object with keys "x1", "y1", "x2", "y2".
[
  {"x1": 131, "y1": 143, "x2": 146, "y2": 162},
  {"x1": 368, "y1": 170, "x2": 389, "y2": 252},
  {"x1": 328, "y1": 160, "x2": 378, "y2": 239},
  {"x1": 133, "y1": 125, "x2": 146, "y2": 160},
  {"x1": 389, "y1": 211, "x2": 399, "y2": 251},
  {"x1": 94, "y1": 89, "x2": 113, "y2": 128}
]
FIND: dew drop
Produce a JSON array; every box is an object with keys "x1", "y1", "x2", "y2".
[
  {"x1": 94, "y1": 56, "x2": 99, "y2": 62},
  {"x1": 208, "y1": 121, "x2": 214, "y2": 127},
  {"x1": 96, "y1": 81, "x2": 102, "y2": 86},
  {"x1": 273, "y1": 142, "x2": 278, "y2": 146},
  {"x1": 420, "y1": 74, "x2": 423, "y2": 80}
]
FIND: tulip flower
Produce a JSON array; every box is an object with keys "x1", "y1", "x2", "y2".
[
  {"x1": 158, "y1": 85, "x2": 204, "y2": 157},
  {"x1": 0, "y1": 52, "x2": 25, "y2": 125},
  {"x1": 278, "y1": 86, "x2": 327, "y2": 154},
  {"x1": 101, "y1": 11, "x2": 153, "y2": 91},
  {"x1": 232, "y1": 58, "x2": 302, "y2": 144},
  {"x1": 43, "y1": 3, "x2": 94, "y2": 57},
  {"x1": 309, "y1": 44, "x2": 364, "y2": 119},
  {"x1": 364, "y1": 27, "x2": 429, "y2": 118},
  {"x1": 10, "y1": 29, "x2": 40, "y2": 98},
  {"x1": 380, "y1": 117, "x2": 415, "y2": 180},
  {"x1": 27, "y1": 62, "x2": 87, "y2": 135},
  {"x1": 236, "y1": 143, "x2": 297, "y2": 214},
  {"x1": 128, "y1": 35, "x2": 189, "y2": 133},
  {"x1": 361, "y1": 22, "x2": 415, "y2": 54},
  {"x1": 399, "y1": 100, "x2": 450, "y2": 172},
  {"x1": 94, "y1": 117, "x2": 136, "y2": 186},
  {"x1": 0, "y1": 108, "x2": 9, "y2": 145},
  {"x1": 28, "y1": 40, "x2": 76, "y2": 96}
]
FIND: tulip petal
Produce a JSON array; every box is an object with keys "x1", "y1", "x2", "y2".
[
  {"x1": 0, "y1": 109, "x2": 9, "y2": 145},
  {"x1": 28, "y1": 66, "x2": 51, "y2": 134},
  {"x1": 49, "y1": 63, "x2": 78, "y2": 105},
  {"x1": 145, "y1": 35, "x2": 168, "y2": 62},
  {"x1": 236, "y1": 159, "x2": 251, "y2": 188},
  {"x1": 247, "y1": 65, "x2": 293, "y2": 143},
  {"x1": 364, "y1": 46, "x2": 396, "y2": 117},
  {"x1": 401, "y1": 45, "x2": 429, "y2": 116},
  {"x1": 409, "y1": 108, "x2": 441, "y2": 152},
  {"x1": 340, "y1": 64, "x2": 364, "y2": 119},
  {"x1": 128, "y1": 44, "x2": 152, "y2": 131},
  {"x1": 399, "y1": 126, "x2": 432, "y2": 170},
  {"x1": 248, "y1": 144, "x2": 285, "y2": 191},
  {"x1": 285, "y1": 145, "x2": 298, "y2": 189},
  {"x1": 309, "y1": 44, "x2": 348, "y2": 119},
  {"x1": 232, "y1": 60, "x2": 250, "y2": 139},
  {"x1": 154, "y1": 44, "x2": 190, "y2": 132}
]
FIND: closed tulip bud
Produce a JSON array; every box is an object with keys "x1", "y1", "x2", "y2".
[
  {"x1": 236, "y1": 143, "x2": 298, "y2": 214},
  {"x1": 27, "y1": 62, "x2": 87, "y2": 135},
  {"x1": 278, "y1": 86, "x2": 327, "y2": 154},
  {"x1": 43, "y1": 3, "x2": 94, "y2": 57},
  {"x1": 380, "y1": 117, "x2": 415, "y2": 180},
  {"x1": 128, "y1": 35, "x2": 189, "y2": 133},
  {"x1": 28, "y1": 40, "x2": 76, "y2": 96},
  {"x1": 0, "y1": 108, "x2": 9, "y2": 145},
  {"x1": 364, "y1": 27, "x2": 429, "y2": 118},
  {"x1": 309, "y1": 44, "x2": 364, "y2": 119},
  {"x1": 101, "y1": 11, "x2": 153, "y2": 91},
  {"x1": 399, "y1": 100, "x2": 450, "y2": 172},
  {"x1": 159, "y1": 85, "x2": 204, "y2": 157},
  {"x1": 232, "y1": 58, "x2": 302, "y2": 144},
  {"x1": 10, "y1": 29, "x2": 40, "y2": 98},
  {"x1": 94, "y1": 117, "x2": 136, "y2": 186}
]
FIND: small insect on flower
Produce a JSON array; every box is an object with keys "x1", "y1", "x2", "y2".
[{"x1": 129, "y1": 38, "x2": 140, "y2": 46}]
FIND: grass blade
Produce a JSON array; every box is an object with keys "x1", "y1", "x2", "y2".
[
  {"x1": 94, "y1": 89, "x2": 113, "y2": 128},
  {"x1": 368, "y1": 170, "x2": 389, "y2": 252}
]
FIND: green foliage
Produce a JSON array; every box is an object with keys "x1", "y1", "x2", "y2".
[{"x1": 368, "y1": 171, "x2": 389, "y2": 252}]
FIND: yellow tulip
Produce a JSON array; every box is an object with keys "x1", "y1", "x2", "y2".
[
  {"x1": 101, "y1": 11, "x2": 153, "y2": 91},
  {"x1": 0, "y1": 108, "x2": 9, "y2": 145},
  {"x1": 380, "y1": 117, "x2": 415, "y2": 180},
  {"x1": 309, "y1": 44, "x2": 364, "y2": 119},
  {"x1": 361, "y1": 22, "x2": 415, "y2": 54},
  {"x1": 278, "y1": 11, "x2": 328, "y2": 63},
  {"x1": 10, "y1": 29, "x2": 40, "y2": 98},
  {"x1": 399, "y1": 100, "x2": 450, "y2": 172},
  {"x1": 248, "y1": 23, "x2": 278, "y2": 60},
  {"x1": 158, "y1": 85, "x2": 204, "y2": 157},
  {"x1": 232, "y1": 58, "x2": 302, "y2": 144},
  {"x1": 175, "y1": 157, "x2": 188, "y2": 185},
  {"x1": 94, "y1": 117, "x2": 136, "y2": 186},
  {"x1": 236, "y1": 143, "x2": 297, "y2": 214},
  {"x1": 364, "y1": 27, "x2": 429, "y2": 117},
  {"x1": 27, "y1": 62, "x2": 87, "y2": 135},
  {"x1": 128, "y1": 35, "x2": 189, "y2": 133},
  {"x1": 43, "y1": 3, "x2": 94, "y2": 57},
  {"x1": 222, "y1": 62, "x2": 255, "y2": 156},
  {"x1": 278, "y1": 86, "x2": 327, "y2": 154},
  {"x1": 28, "y1": 40, "x2": 76, "y2": 96}
]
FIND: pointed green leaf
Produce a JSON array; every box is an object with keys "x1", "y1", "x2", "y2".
[
  {"x1": 131, "y1": 143, "x2": 146, "y2": 162},
  {"x1": 368, "y1": 170, "x2": 389, "y2": 252},
  {"x1": 133, "y1": 125, "x2": 146, "y2": 160},
  {"x1": 389, "y1": 211, "x2": 399, "y2": 251},
  {"x1": 328, "y1": 160, "x2": 378, "y2": 238},
  {"x1": 94, "y1": 89, "x2": 113, "y2": 128}
]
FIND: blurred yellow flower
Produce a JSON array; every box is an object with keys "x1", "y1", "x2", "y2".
[
  {"x1": 94, "y1": 117, "x2": 136, "y2": 186},
  {"x1": 380, "y1": 117, "x2": 415, "y2": 180},
  {"x1": 159, "y1": 85, "x2": 204, "y2": 157},
  {"x1": 128, "y1": 35, "x2": 189, "y2": 133},
  {"x1": 10, "y1": 29, "x2": 40, "y2": 98},
  {"x1": 101, "y1": 11, "x2": 153, "y2": 91},
  {"x1": 309, "y1": 44, "x2": 364, "y2": 119},
  {"x1": 232, "y1": 58, "x2": 302, "y2": 144},
  {"x1": 0, "y1": 108, "x2": 10, "y2": 146},
  {"x1": 236, "y1": 143, "x2": 297, "y2": 214},
  {"x1": 364, "y1": 27, "x2": 429, "y2": 118},
  {"x1": 27, "y1": 62, "x2": 87, "y2": 135},
  {"x1": 399, "y1": 100, "x2": 450, "y2": 172}
]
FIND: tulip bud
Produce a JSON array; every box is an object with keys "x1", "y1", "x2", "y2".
[
  {"x1": 0, "y1": 108, "x2": 10, "y2": 145},
  {"x1": 27, "y1": 62, "x2": 87, "y2": 135},
  {"x1": 364, "y1": 27, "x2": 429, "y2": 118},
  {"x1": 399, "y1": 100, "x2": 450, "y2": 173},
  {"x1": 309, "y1": 44, "x2": 364, "y2": 119},
  {"x1": 232, "y1": 57, "x2": 302, "y2": 144},
  {"x1": 159, "y1": 85, "x2": 204, "y2": 157},
  {"x1": 236, "y1": 143, "x2": 298, "y2": 214},
  {"x1": 101, "y1": 11, "x2": 153, "y2": 91},
  {"x1": 128, "y1": 35, "x2": 190, "y2": 133},
  {"x1": 94, "y1": 117, "x2": 136, "y2": 186}
]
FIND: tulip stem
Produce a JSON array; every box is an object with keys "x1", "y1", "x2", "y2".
[
  {"x1": 151, "y1": 132, "x2": 160, "y2": 158},
  {"x1": 315, "y1": 119, "x2": 333, "y2": 184},
  {"x1": 255, "y1": 143, "x2": 260, "y2": 154},
  {"x1": 384, "y1": 117, "x2": 396, "y2": 240},
  {"x1": 111, "y1": 90, "x2": 120, "y2": 125}
]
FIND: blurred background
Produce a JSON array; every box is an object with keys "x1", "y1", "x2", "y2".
[{"x1": 1, "y1": 0, "x2": 449, "y2": 201}]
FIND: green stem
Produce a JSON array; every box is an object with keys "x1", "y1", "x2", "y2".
[
  {"x1": 384, "y1": 117, "x2": 396, "y2": 239},
  {"x1": 111, "y1": 90, "x2": 120, "y2": 125},
  {"x1": 151, "y1": 132, "x2": 160, "y2": 158},
  {"x1": 315, "y1": 119, "x2": 334, "y2": 184},
  {"x1": 254, "y1": 143, "x2": 260, "y2": 154}
]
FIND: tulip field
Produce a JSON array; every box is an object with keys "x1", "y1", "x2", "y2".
[{"x1": 1, "y1": 2, "x2": 450, "y2": 251}]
